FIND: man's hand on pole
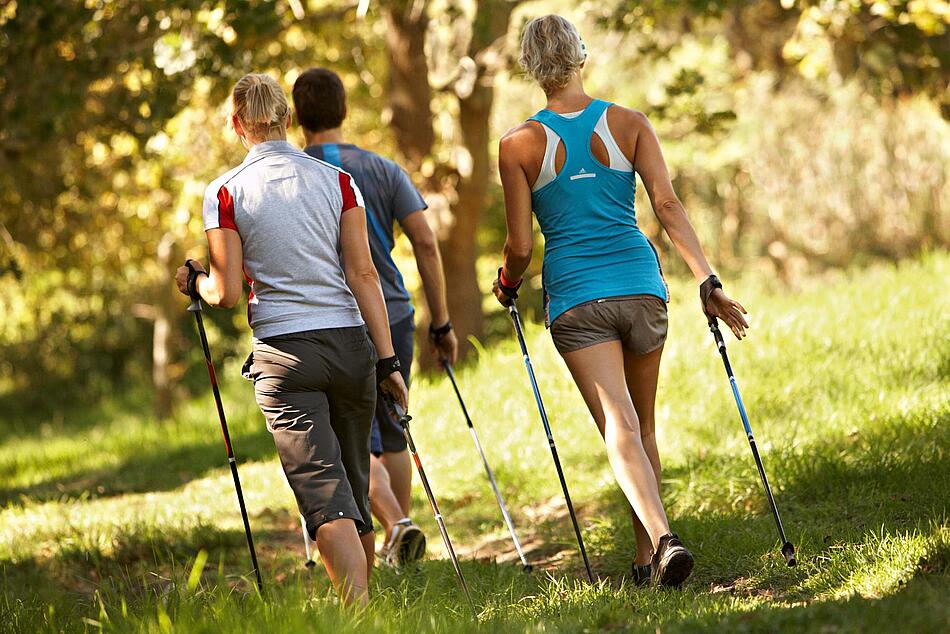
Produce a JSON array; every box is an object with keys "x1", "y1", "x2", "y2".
[{"x1": 429, "y1": 321, "x2": 458, "y2": 365}]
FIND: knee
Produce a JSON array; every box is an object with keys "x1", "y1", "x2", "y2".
[
  {"x1": 604, "y1": 413, "x2": 644, "y2": 450},
  {"x1": 604, "y1": 408, "x2": 641, "y2": 435}
]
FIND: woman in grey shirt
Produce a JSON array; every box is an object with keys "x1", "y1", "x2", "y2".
[{"x1": 175, "y1": 73, "x2": 407, "y2": 606}]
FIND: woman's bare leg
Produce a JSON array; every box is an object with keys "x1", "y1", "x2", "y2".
[
  {"x1": 315, "y1": 519, "x2": 369, "y2": 607},
  {"x1": 623, "y1": 345, "x2": 664, "y2": 566},
  {"x1": 361, "y1": 530, "x2": 376, "y2": 582},
  {"x1": 379, "y1": 449, "x2": 413, "y2": 516},
  {"x1": 369, "y1": 455, "x2": 407, "y2": 538},
  {"x1": 561, "y1": 340, "x2": 670, "y2": 548}
]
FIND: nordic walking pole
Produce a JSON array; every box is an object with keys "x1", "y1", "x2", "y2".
[
  {"x1": 442, "y1": 360, "x2": 532, "y2": 572},
  {"x1": 300, "y1": 515, "x2": 316, "y2": 569},
  {"x1": 387, "y1": 399, "x2": 476, "y2": 616},
  {"x1": 507, "y1": 301, "x2": 596, "y2": 583},
  {"x1": 184, "y1": 261, "x2": 265, "y2": 593},
  {"x1": 707, "y1": 315, "x2": 797, "y2": 566}
]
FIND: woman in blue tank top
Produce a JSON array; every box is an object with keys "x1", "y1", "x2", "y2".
[{"x1": 493, "y1": 15, "x2": 750, "y2": 587}]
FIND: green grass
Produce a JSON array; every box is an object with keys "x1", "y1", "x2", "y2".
[{"x1": 2, "y1": 253, "x2": 948, "y2": 632}]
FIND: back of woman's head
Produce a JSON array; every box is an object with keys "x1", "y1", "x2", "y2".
[
  {"x1": 519, "y1": 15, "x2": 586, "y2": 94},
  {"x1": 231, "y1": 73, "x2": 290, "y2": 139}
]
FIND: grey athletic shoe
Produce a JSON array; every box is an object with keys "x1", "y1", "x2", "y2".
[
  {"x1": 383, "y1": 520, "x2": 427, "y2": 567},
  {"x1": 650, "y1": 533, "x2": 694, "y2": 587}
]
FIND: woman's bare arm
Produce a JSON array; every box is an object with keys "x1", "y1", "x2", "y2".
[
  {"x1": 625, "y1": 110, "x2": 749, "y2": 338},
  {"x1": 199, "y1": 228, "x2": 244, "y2": 308},
  {"x1": 340, "y1": 207, "x2": 408, "y2": 407},
  {"x1": 627, "y1": 112, "x2": 715, "y2": 283},
  {"x1": 341, "y1": 207, "x2": 396, "y2": 358},
  {"x1": 498, "y1": 127, "x2": 537, "y2": 283}
]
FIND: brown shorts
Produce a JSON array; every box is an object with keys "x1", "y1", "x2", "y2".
[
  {"x1": 242, "y1": 326, "x2": 377, "y2": 538},
  {"x1": 550, "y1": 295, "x2": 668, "y2": 355}
]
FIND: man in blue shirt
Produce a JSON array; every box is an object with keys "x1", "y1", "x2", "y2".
[{"x1": 293, "y1": 67, "x2": 458, "y2": 567}]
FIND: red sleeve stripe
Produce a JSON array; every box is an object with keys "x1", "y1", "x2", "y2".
[
  {"x1": 339, "y1": 172, "x2": 360, "y2": 213},
  {"x1": 217, "y1": 185, "x2": 237, "y2": 231}
]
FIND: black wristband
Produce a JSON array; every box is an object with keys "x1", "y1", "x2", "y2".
[
  {"x1": 497, "y1": 267, "x2": 522, "y2": 299},
  {"x1": 376, "y1": 355, "x2": 401, "y2": 385},
  {"x1": 429, "y1": 320, "x2": 453, "y2": 342},
  {"x1": 700, "y1": 274, "x2": 723, "y2": 311}
]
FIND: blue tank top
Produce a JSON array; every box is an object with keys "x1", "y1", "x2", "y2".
[{"x1": 528, "y1": 99, "x2": 668, "y2": 325}]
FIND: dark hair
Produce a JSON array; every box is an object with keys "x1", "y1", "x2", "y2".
[{"x1": 292, "y1": 68, "x2": 347, "y2": 133}]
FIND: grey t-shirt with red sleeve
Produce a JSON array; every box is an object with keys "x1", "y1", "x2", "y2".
[{"x1": 202, "y1": 140, "x2": 366, "y2": 340}]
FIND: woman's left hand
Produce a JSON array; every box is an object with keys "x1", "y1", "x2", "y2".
[
  {"x1": 705, "y1": 288, "x2": 749, "y2": 340},
  {"x1": 175, "y1": 260, "x2": 206, "y2": 297}
]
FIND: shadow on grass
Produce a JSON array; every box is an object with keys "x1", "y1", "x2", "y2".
[
  {"x1": 0, "y1": 388, "x2": 154, "y2": 444},
  {"x1": 0, "y1": 520, "x2": 301, "y2": 629},
  {"x1": 0, "y1": 514, "x2": 509, "y2": 632},
  {"x1": 663, "y1": 574, "x2": 950, "y2": 633},
  {"x1": 0, "y1": 425, "x2": 276, "y2": 508},
  {"x1": 453, "y1": 407, "x2": 949, "y2": 603},
  {"x1": 590, "y1": 409, "x2": 946, "y2": 592}
]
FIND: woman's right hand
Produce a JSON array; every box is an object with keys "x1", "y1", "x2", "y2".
[
  {"x1": 705, "y1": 288, "x2": 749, "y2": 340},
  {"x1": 175, "y1": 260, "x2": 206, "y2": 297},
  {"x1": 380, "y1": 371, "x2": 409, "y2": 412}
]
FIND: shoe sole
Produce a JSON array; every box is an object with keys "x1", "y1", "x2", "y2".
[
  {"x1": 396, "y1": 526, "x2": 427, "y2": 565},
  {"x1": 654, "y1": 546, "x2": 694, "y2": 588}
]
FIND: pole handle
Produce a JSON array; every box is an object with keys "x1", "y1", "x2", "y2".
[
  {"x1": 184, "y1": 259, "x2": 203, "y2": 313},
  {"x1": 707, "y1": 314, "x2": 729, "y2": 358},
  {"x1": 385, "y1": 396, "x2": 412, "y2": 426}
]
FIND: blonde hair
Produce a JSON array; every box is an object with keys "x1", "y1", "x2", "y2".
[
  {"x1": 519, "y1": 15, "x2": 587, "y2": 94},
  {"x1": 230, "y1": 73, "x2": 290, "y2": 139}
]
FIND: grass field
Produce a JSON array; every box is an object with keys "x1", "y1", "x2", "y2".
[{"x1": 1, "y1": 254, "x2": 948, "y2": 632}]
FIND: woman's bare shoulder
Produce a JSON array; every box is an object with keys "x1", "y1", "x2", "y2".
[
  {"x1": 500, "y1": 120, "x2": 546, "y2": 155},
  {"x1": 605, "y1": 103, "x2": 652, "y2": 131}
]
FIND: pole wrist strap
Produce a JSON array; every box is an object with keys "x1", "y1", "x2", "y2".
[
  {"x1": 429, "y1": 320, "x2": 453, "y2": 343},
  {"x1": 185, "y1": 260, "x2": 206, "y2": 300},
  {"x1": 376, "y1": 355, "x2": 401, "y2": 385},
  {"x1": 497, "y1": 267, "x2": 522, "y2": 299},
  {"x1": 700, "y1": 274, "x2": 723, "y2": 313}
]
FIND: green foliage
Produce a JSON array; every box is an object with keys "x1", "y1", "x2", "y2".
[
  {"x1": 605, "y1": 0, "x2": 949, "y2": 114},
  {"x1": 0, "y1": 1, "x2": 375, "y2": 404},
  {"x1": 0, "y1": 254, "x2": 948, "y2": 631},
  {"x1": 1, "y1": 0, "x2": 947, "y2": 410}
]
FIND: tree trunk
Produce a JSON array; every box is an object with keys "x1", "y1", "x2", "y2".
[
  {"x1": 384, "y1": 0, "x2": 434, "y2": 171},
  {"x1": 384, "y1": 0, "x2": 520, "y2": 365},
  {"x1": 442, "y1": 0, "x2": 516, "y2": 356},
  {"x1": 443, "y1": 102, "x2": 487, "y2": 352}
]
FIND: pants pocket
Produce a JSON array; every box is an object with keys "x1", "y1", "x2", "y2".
[{"x1": 241, "y1": 351, "x2": 255, "y2": 381}]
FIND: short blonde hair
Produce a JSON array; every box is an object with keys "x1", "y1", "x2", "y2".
[
  {"x1": 230, "y1": 73, "x2": 290, "y2": 139},
  {"x1": 518, "y1": 15, "x2": 586, "y2": 94}
]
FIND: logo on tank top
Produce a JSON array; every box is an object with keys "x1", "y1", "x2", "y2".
[{"x1": 569, "y1": 168, "x2": 597, "y2": 181}]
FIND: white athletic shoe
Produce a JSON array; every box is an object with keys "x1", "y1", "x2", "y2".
[{"x1": 382, "y1": 519, "x2": 426, "y2": 567}]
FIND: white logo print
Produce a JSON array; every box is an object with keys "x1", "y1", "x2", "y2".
[{"x1": 570, "y1": 167, "x2": 597, "y2": 181}]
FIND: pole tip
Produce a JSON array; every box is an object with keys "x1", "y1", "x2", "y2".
[
  {"x1": 782, "y1": 542, "x2": 796, "y2": 567},
  {"x1": 522, "y1": 564, "x2": 533, "y2": 573},
  {"x1": 305, "y1": 559, "x2": 316, "y2": 569}
]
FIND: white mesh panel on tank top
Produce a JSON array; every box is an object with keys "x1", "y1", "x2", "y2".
[{"x1": 532, "y1": 107, "x2": 633, "y2": 192}]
